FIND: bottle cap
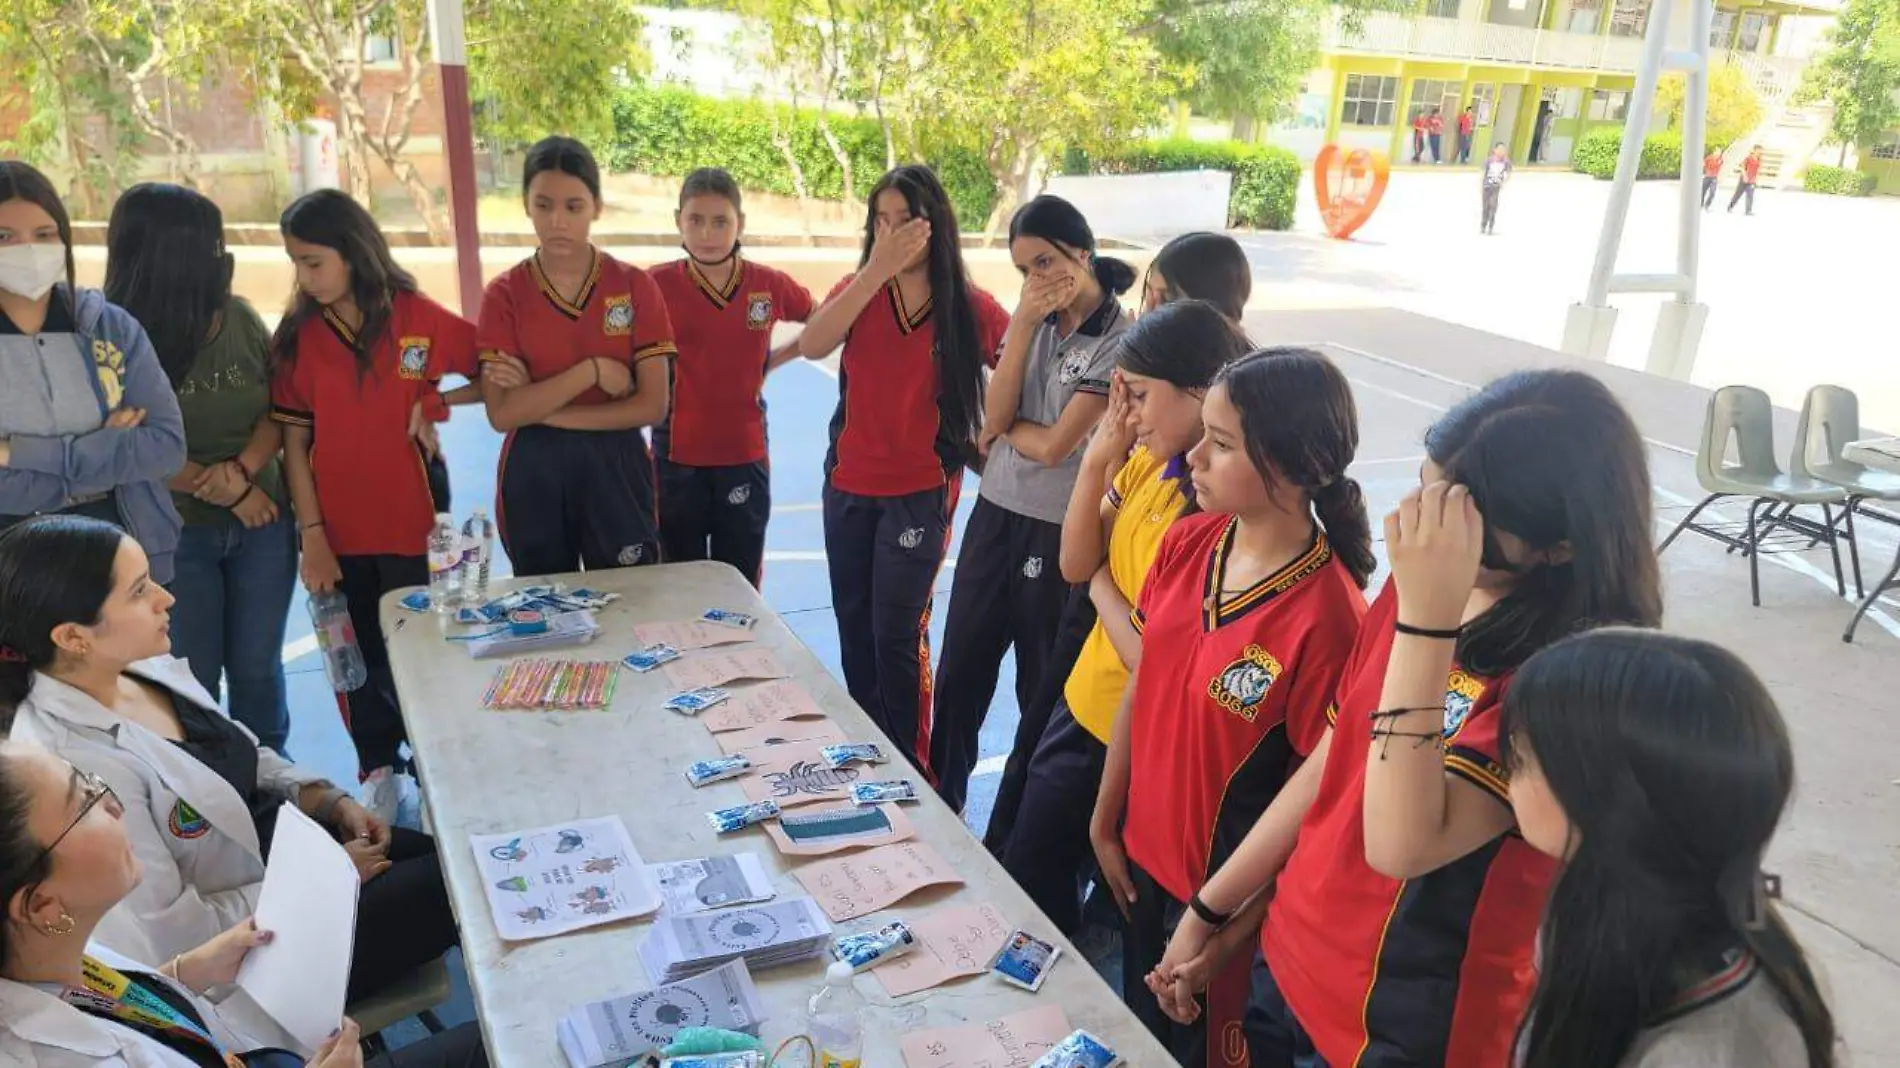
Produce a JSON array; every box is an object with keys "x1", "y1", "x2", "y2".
[{"x1": 826, "y1": 961, "x2": 854, "y2": 985}]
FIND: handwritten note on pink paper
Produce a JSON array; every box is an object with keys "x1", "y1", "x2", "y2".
[
  {"x1": 715, "y1": 718, "x2": 848, "y2": 755},
  {"x1": 792, "y1": 841, "x2": 964, "y2": 921},
  {"x1": 873, "y1": 901, "x2": 1012, "y2": 996},
  {"x1": 633, "y1": 621, "x2": 753, "y2": 652},
  {"x1": 665, "y1": 648, "x2": 790, "y2": 691},
  {"x1": 700, "y1": 679, "x2": 826, "y2": 733},
  {"x1": 740, "y1": 743, "x2": 864, "y2": 809},
  {"x1": 899, "y1": 1005, "x2": 1071, "y2": 1068}
]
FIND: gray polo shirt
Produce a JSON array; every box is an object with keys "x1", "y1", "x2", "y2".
[{"x1": 979, "y1": 295, "x2": 1127, "y2": 524}]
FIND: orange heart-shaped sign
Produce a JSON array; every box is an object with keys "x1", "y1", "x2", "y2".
[{"x1": 1313, "y1": 143, "x2": 1391, "y2": 241}]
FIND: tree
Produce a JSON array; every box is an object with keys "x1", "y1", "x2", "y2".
[
  {"x1": 1145, "y1": 0, "x2": 1322, "y2": 140},
  {"x1": 1799, "y1": 0, "x2": 1900, "y2": 165},
  {"x1": 466, "y1": 0, "x2": 648, "y2": 149},
  {"x1": 0, "y1": 0, "x2": 146, "y2": 214},
  {"x1": 1654, "y1": 60, "x2": 1765, "y2": 149}
]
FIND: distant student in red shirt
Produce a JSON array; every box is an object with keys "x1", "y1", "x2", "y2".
[
  {"x1": 1729, "y1": 146, "x2": 1765, "y2": 216},
  {"x1": 1092, "y1": 348, "x2": 1373, "y2": 1067},
  {"x1": 793, "y1": 164, "x2": 1010, "y2": 770},
  {"x1": 269, "y1": 190, "x2": 483, "y2": 799},
  {"x1": 478, "y1": 136, "x2": 677, "y2": 575},
  {"x1": 1145, "y1": 370, "x2": 1665, "y2": 1068},
  {"x1": 650, "y1": 168, "x2": 813, "y2": 586},
  {"x1": 1426, "y1": 107, "x2": 1445, "y2": 163},
  {"x1": 1457, "y1": 106, "x2": 1476, "y2": 163},
  {"x1": 1703, "y1": 146, "x2": 1726, "y2": 210},
  {"x1": 1412, "y1": 111, "x2": 1429, "y2": 164}
]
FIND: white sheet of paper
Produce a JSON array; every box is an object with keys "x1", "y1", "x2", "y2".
[{"x1": 235, "y1": 805, "x2": 360, "y2": 1052}]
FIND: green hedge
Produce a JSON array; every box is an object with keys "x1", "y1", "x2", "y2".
[
  {"x1": 1572, "y1": 127, "x2": 1683, "y2": 180},
  {"x1": 1802, "y1": 164, "x2": 1876, "y2": 197},
  {"x1": 1063, "y1": 138, "x2": 1302, "y2": 231},
  {"x1": 606, "y1": 85, "x2": 999, "y2": 230}
]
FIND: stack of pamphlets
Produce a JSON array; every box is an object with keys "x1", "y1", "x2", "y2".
[
  {"x1": 637, "y1": 897, "x2": 832, "y2": 984},
  {"x1": 556, "y1": 959, "x2": 766, "y2": 1068}
]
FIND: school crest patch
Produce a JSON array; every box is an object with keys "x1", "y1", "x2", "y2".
[
  {"x1": 603, "y1": 295, "x2": 635, "y2": 337},
  {"x1": 727, "y1": 484, "x2": 752, "y2": 506},
  {"x1": 169, "y1": 799, "x2": 210, "y2": 840},
  {"x1": 746, "y1": 292, "x2": 774, "y2": 330},
  {"x1": 396, "y1": 336, "x2": 431, "y2": 380},
  {"x1": 1057, "y1": 347, "x2": 1092, "y2": 386},
  {"x1": 1209, "y1": 644, "x2": 1283, "y2": 722},
  {"x1": 1443, "y1": 669, "x2": 1486, "y2": 738}
]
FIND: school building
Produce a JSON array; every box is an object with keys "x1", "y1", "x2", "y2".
[{"x1": 1270, "y1": 0, "x2": 1835, "y2": 176}]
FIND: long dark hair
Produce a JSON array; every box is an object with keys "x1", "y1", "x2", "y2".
[
  {"x1": 1007, "y1": 195, "x2": 1136, "y2": 296},
  {"x1": 1504, "y1": 630, "x2": 1835, "y2": 1068},
  {"x1": 1148, "y1": 232, "x2": 1251, "y2": 322},
  {"x1": 271, "y1": 189, "x2": 417, "y2": 375},
  {"x1": 860, "y1": 165, "x2": 986, "y2": 453},
  {"x1": 1424, "y1": 370, "x2": 1661, "y2": 675},
  {"x1": 0, "y1": 161, "x2": 76, "y2": 292},
  {"x1": 0, "y1": 748, "x2": 52, "y2": 970},
  {"x1": 1113, "y1": 300, "x2": 1250, "y2": 516},
  {"x1": 0, "y1": 517, "x2": 124, "y2": 727},
  {"x1": 1216, "y1": 348, "x2": 1375, "y2": 588},
  {"x1": 104, "y1": 183, "x2": 234, "y2": 386}
]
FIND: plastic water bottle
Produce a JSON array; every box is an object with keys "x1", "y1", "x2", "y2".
[
  {"x1": 461, "y1": 509, "x2": 494, "y2": 606},
  {"x1": 808, "y1": 962, "x2": 864, "y2": 1068},
  {"x1": 426, "y1": 513, "x2": 463, "y2": 617},
  {"x1": 306, "y1": 590, "x2": 367, "y2": 692}
]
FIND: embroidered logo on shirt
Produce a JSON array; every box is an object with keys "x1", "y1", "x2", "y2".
[
  {"x1": 617, "y1": 543, "x2": 646, "y2": 566},
  {"x1": 603, "y1": 295, "x2": 635, "y2": 337},
  {"x1": 1208, "y1": 644, "x2": 1283, "y2": 722},
  {"x1": 728, "y1": 484, "x2": 752, "y2": 506},
  {"x1": 1444, "y1": 669, "x2": 1485, "y2": 737},
  {"x1": 746, "y1": 292, "x2": 774, "y2": 330},
  {"x1": 92, "y1": 339, "x2": 126, "y2": 409},
  {"x1": 1022, "y1": 556, "x2": 1044, "y2": 579},
  {"x1": 897, "y1": 526, "x2": 924, "y2": 550},
  {"x1": 168, "y1": 800, "x2": 210, "y2": 840},
  {"x1": 397, "y1": 336, "x2": 431, "y2": 380},
  {"x1": 1058, "y1": 347, "x2": 1092, "y2": 386}
]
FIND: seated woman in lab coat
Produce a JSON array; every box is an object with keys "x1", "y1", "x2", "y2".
[
  {"x1": 0, "y1": 740, "x2": 487, "y2": 1067},
  {"x1": 0, "y1": 516, "x2": 458, "y2": 1003}
]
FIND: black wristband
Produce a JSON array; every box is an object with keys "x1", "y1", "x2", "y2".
[
  {"x1": 1394, "y1": 621, "x2": 1462, "y2": 640},
  {"x1": 1188, "y1": 892, "x2": 1232, "y2": 928}
]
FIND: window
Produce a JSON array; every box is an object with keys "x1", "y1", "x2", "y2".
[
  {"x1": 1736, "y1": 12, "x2": 1769, "y2": 51},
  {"x1": 1872, "y1": 135, "x2": 1900, "y2": 161},
  {"x1": 1555, "y1": 0, "x2": 1602, "y2": 34},
  {"x1": 1341, "y1": 74, "x2": 1400, "y2": 128},
  {"x1": 1709, "y1": 9, "x2": 1736, "y2": 48},
  {"x1": 1608, "y1": 0, "x2": 1649, "y2": 37},
  {"x1": 1588, "y1": 90, "x2": 1630, "y2": 121},
  {"x1": 1426, "y1": 0, "x2": 1461, "y2": 18},
  {"x1": 363, "y1": 34, "x2": 396, "y2": 62},
  {"x1": 1469, "y1": 83, "x2": 1497, "y2": 127},
  {"x1": 1406, "y1": 78, "x2": 1461, "y2": 125}
]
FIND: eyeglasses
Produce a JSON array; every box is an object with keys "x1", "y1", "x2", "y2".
[{"x1": 39, "y1": 769, "x2": 116, "y2": 863}]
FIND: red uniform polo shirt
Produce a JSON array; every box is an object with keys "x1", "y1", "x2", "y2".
[
  {"x1": 650, "y1": 256, "x2": 814, "y2": 467},
  {"x1": 476, "y1": 248, "x2": 677, "y2": 407},
  {"x1": 1742, "y1": 155, "x2": 1763, "y2": 183},
  {"x1": 822, "y1": 274, "x2": 1010, "y2": 497},
  {"x1": 269, "y1": 290, "x2": 478, "y2": 557},
  {"x1": 1704, "y1": 153, "x2": 1724, "y2": 177},
  {"x1": 1121, "y1": 514, "x2": 1365, "y2": 904},
  {"x1": 1263, "y1": 583, "x2": 1555, "y2": 1068}
]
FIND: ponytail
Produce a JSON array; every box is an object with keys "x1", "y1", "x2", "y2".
[
  {"x1": 1093, "y1": 256, "x2": 1137, "y2": 297},
  {"x1": 1008, "y1": 194, "x2": 1135, "y2": 296},
  {"x1": 1313, "y1": 477, "x2": 1376, "y2": 589}
]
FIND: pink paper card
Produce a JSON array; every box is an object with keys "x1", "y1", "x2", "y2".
[
  {"x1": 739, "y1": 743, "x2": 865, "y2": 809},
  {"x1": 762, "y1": 802, "x2": 915, "y2": 857},
  {"x1": 873, "y1": 901, "x2": 1012, "y2": 996},
  {"x1": 792, "y1": 841, "x2": 964, "y2": 922},
  {"x1": 715, "y1": 718, "x2": 848, "y2": 755},
  {"x1": 664, "y1": 648, "x2": 791, "y2": 691},
  {"x1": 633, "y1": 621, "x2": 753, "y2": 652},
  {"x1": 898, "y1": 1005, "x2": 1072, "y2": 1068},
  {"x1": 700, "y1": 679, "x2": 826, "y2": 733}
]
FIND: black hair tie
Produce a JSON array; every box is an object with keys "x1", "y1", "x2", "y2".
[{"x1": 1394, "y1": 621, "x2": 1463, "y2": 640}]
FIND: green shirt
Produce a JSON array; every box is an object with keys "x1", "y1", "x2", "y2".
[{"x1": 171, "y1": 297, "x2": 285, "y2": 527}]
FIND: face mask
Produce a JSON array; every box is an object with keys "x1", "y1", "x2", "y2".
[{"x1": 0, "y1": 242, "x2": 67, "y2": 301}]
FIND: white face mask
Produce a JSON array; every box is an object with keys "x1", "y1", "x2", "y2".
[{"x1": 0, "y1": 242, "x2": 68, "y2": 301}]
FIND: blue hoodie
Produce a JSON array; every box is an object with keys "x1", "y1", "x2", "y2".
[{"x1": 0, "y1": 285, "x2": 185, "y2": 581}]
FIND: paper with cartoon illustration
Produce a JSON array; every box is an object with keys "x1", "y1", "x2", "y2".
[
  {"x1": 470, "y1": 815, "x2": 658, "y2": 941},
  {"x1": 715, "y1": 717, "x2": 849, "y2": 755},
  {"x1": 700, "y1": 679, "x2": 827, "y2": 733},
  {"x1": 872, "y1": 902, "x2": 1012, "y2": 996},
  {"x1": 648, "y1": 854, "x2": 777, "y2": 916},
  {"x1": 739, "y1": 741, "x2": 863, "y2": 809},
  {"x1": 791, "y1": 841, "x2": 964, "y2": 922},
  {"x1": 898, "y1": 1005, "x2": 1071, "y2": 1068},
  {"x1": 633, "y1": 620, "x2": 755, "y2": 652},
  {"x1": 663, "y1": 648, "x2": 790, "y2": 691}
]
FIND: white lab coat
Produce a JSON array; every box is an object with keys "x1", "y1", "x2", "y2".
[
  {"x1": 0, "y1": 943, "x2": 302, "y2": 1067},
  {"x1": 6, "y1": 656, "x2": 327, "y2": 967}
]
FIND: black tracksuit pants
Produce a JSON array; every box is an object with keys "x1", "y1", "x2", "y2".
[
  {"x1": 499, "y1": 425, "x2": 660, "y2": 576},
  {"x1": 658, "y1": 457, "x2": 772, "y2": 587}
]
